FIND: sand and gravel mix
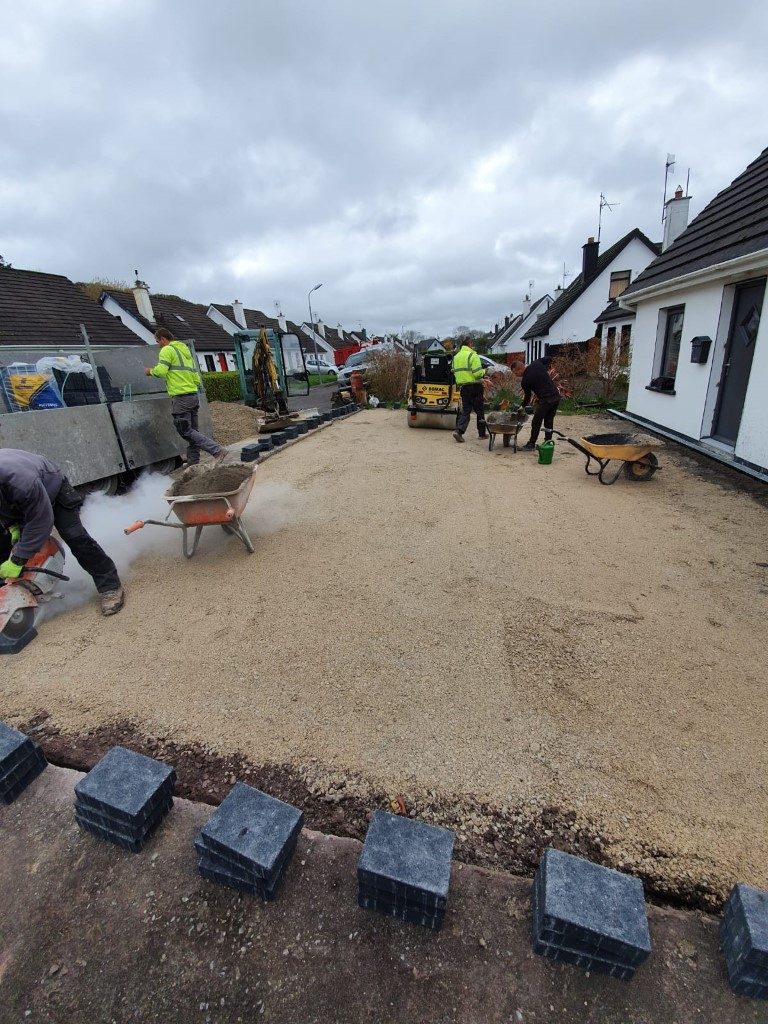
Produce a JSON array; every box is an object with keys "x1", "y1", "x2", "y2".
[
  {"x1": 3, "y1": 412, "x2": 767, "y2": 906},
  {"x1": 207, "y1": 400, "x2": 262, "y2": 446}
]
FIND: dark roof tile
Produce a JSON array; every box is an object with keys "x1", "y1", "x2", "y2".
[
  {"x1": 594, "y1": 299, "x2": 636, "y2": 324},
  {"x1": 0, "y1": 267, "x2": 144, "y2": 348},
  {"x1": 624, "y1": 147, "x2": 768, "y2": 296},
  {"x1": 104, "y1": 290, "x2": 235, "y2": 352}
]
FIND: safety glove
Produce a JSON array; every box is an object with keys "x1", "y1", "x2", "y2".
[
  {"x1": 0, "y1": 557, "x2": 25, "y2": 579},
  {"x1": 9, "y1": 525, "x2": 21, "y2": 543}
]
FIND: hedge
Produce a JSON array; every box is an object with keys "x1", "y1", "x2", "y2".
[{"x1": 202, "y1": 371, "x2": 242, "y2": 403}]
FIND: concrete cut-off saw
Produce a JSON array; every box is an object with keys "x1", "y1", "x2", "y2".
[{"x1": 0, "y1": 537, "x2": 70, "y2": 655}]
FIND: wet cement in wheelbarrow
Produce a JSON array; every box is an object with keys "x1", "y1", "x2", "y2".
[{"x1": 169, "y1": 463, "x2": 252, "y2": 497}]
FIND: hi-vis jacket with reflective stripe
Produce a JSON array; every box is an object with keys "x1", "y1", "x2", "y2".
[
  {"x1": 149, "y1": 340, "x2": 201, "y2": 396},
  {"x1": 451, "y1": 345, "x2": 485, "y2": 386}
]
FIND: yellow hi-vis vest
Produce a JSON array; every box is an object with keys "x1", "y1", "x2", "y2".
[
  {"x1": 452, "y1": 345, "x2": 485, "y2": 385},
  {"x1": 149, "y1": 340, "x2": 201, "y2": 396}
]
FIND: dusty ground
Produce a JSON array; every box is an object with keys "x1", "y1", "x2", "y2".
[
  {"x1": 3, "y1": 411, "x2": 768, "y2": 909},
  {"x1": 2, "y1": 766, "x2": 765, "y2": 1024}
]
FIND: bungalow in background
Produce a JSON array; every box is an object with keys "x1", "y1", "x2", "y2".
[
  {"x1": 619, "y1": 147, "x2": 768, "y2": 480},
  {"x1": 489, "y1": 293, "x2": 554, "y2": 358},
  {"x1": 521, "y1": 229, "x2": 661, "y2": 363},
  {"x1": 101, "y1": 280, "x2": 236, "y2": 371}
]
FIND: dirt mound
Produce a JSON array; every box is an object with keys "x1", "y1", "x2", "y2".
[
  {"x1": 170, "y1": 463, "x2": 253, "y2": 496},
  {"x1": 208, "y1": 401, "x2": 261, "y2": 446}
]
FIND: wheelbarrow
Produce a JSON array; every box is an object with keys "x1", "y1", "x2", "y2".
[
  {"x1": 553, "y1": 431, "x2": 662, "y2": 485},
  {"x1": 124, "y1": 466, "x2": 258, "y2": 558},
  {"x1": 486, "y1": 406, "x2": 529, "y2": 452}
]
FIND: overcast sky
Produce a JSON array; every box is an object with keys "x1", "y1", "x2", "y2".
[{"x1": 1, "y1": 0, "x2": 766, "y2": 337}]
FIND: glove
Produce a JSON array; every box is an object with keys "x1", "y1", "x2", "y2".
[
  {"x1": 0, "y1": 557, "x2": 25, "y2": 580},
  {"x1": 9, "y1": 525, "x2": 21, "y2": 543}
]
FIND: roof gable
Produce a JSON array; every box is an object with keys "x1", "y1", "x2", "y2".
[
  {"x1": 624, "y1": 147, "x2": 768, "y2": 297},
  {"x1": 522, "y1": 230, "x2": 661, "y2": 339},
  {"x1": 0, "y1": 267, "x2": 145, "y2": 348},
  {"x1": 105, "y1": 290, "x2": 235, "y2": 352}
]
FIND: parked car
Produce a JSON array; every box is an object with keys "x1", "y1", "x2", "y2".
[
  {"x1": 477, "y1": 355, "x2": 508, "y2": 376},
  {"x1": 336, "y1": 350, "x2": 373, "y2": 387},
  {"x1": 304, "y1": 356, "x2": 337, "y2": 377}
]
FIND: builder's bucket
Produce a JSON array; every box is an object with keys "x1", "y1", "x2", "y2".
[{"x1": 537, "y1": 440, "x2": 555, "y2": 465}]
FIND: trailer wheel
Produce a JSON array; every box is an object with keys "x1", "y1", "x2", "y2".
[
  {"x1": 623, "y1": 453, "x2": 659, "y2": 482},
  {"x1": 78, "y1": 475, "x2": 119, "y2": 497},
  {"x1": 150, "y1": 458, "x2": 179, "y2": 475}
]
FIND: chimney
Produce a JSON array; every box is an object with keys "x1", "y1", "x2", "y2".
[
  {"x1": 133, "y1": 276, "x2": 155, "y2": 324},
  {"x1": 504, "y1": 315, "x2": 510, "y2": 328},
  {"x1": 522, "y1": 294, "x2": 531, "y2": 317},
  {"x1": 232, "y1": 299, "x2": 247, "y2": 329},
  {"x1": 554, "y1": 284, "x2": 564, "y2": 298},
  {"x1": 582, "y1": 236, "x2": 599, "y2": 282},
  {"x1": 316, "y1": 318, "x2": 325, "y2": 338},
  {"x1": 663, "y1": 186, "x2": 691, "y2": 251},
  {"x1": 277, "y1": 313, "x2": 287, "y2": 332}
]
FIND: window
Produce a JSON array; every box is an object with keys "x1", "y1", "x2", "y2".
[
  {"x1": 660, "y1": 306, "x2": 684, "y2": 378},
  {"x1": 619, "y1": 324, "x2": 631, "y2": 366},
  {"x1": 609, "y1": 270, "x2": 631, "y2": 299},
  {"x1": 204, "y1": 354, "x2": 215, "y2": 372},
  {"x1": 606, "y1": 326, "x2": 616, "y2": 363}
]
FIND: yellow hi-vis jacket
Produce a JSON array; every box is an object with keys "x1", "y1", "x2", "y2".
[
  {"x1": 149, "y1": 339, "x2": 201, "y2": 396},
  {"x1": 452, "y1": 345, "x2": 485, "y2": 386}
]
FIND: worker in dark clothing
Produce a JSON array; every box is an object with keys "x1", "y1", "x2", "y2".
[
  {"x1": 0, "y1": 449, "x2": 124, "y2": 615},
  {"x1": 451, "y1": 337, "x2": 487, "y2": 442},
  {"x1": 521, "y1": 356, "x2": 561, "y2": 450}
]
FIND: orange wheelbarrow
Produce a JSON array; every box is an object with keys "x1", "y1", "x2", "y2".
[
  {"x1": 124, "y1": 466, "x2": 258, "y2": 558},
  {"x1": 553, "y1": 431, "x2": 662, "y2": 485}
]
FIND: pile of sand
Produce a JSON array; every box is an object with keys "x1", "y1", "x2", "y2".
[
  {"x1": 208, "y1": 401, "x2": 261, "y2": 446},
  {"x1": 169, "y1": 463, "x2": 253, "y2": 497}
]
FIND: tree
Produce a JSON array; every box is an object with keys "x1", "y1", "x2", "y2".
[
  {"x1": 453, "y1": 326, "x2": 492, "y2": 354},
  {"x1": 398, "y1": 328, "x2": 425, "y2": 350}
]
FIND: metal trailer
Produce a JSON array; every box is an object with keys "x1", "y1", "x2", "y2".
[{"x1": 0, "y1": 334, "x2": 216, "y2": 492}]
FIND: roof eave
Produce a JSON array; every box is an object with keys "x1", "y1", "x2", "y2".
[{"x1": 621, "y1": 247, "x2": 768, "y2": 306}]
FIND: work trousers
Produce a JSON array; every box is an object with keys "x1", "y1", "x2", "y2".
[
  {"x1": 456, "y1": 383, "x2": 487, "y2": 437},
  {"x1": 171, "y1": 394, "x2": 224, "y2": 464},
  {"x1": 529, "y1": 399, "x2": 560, "y2": 445},
  {"x1": 54, "y1": 481, "x2": 121, "y2": 594}
]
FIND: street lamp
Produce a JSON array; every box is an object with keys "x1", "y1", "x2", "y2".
[{"x1": 307, "y1": 283, "x2": 323, "y2": 377}]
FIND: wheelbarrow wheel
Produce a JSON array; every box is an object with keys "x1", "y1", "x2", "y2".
[
  {"x1": 623, "y1": 452, "x2": 659, "y2": 482},
  {"x1": 502, "y1": 434, "x2": 511, "y2": 447}
]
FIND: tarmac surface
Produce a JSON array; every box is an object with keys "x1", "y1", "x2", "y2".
[{"x1": 1, "y1": 765, "x2": 766, "y2": 1024}]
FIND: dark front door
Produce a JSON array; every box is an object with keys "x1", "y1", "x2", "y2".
[{"x1": 712, "y1": 278, "x2": 765, "y2": 444}]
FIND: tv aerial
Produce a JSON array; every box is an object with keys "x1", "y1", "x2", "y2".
[{"x1": 598, "y1": 193, "x2": 619, "y2": 244}]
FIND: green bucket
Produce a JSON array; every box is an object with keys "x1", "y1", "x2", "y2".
[{"x1": 537, "y1": 440, "x2": 555, "y2": 465}]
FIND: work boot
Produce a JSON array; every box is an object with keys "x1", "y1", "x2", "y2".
[
  {"x1": 453, "y1": 431, "x2": 465, "y2": 443},
  {"x1": 100, "y1": 587, "x2": 124, "y2": 616},
  {"x1": 522, "y1": 441, "x2": 536, "y2": 450}
]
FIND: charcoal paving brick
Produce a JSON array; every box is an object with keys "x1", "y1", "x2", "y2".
[
  {"x1": 194, "y1": 829, "x2": 298, "y2": 887},
  {"x1": 197, "y1": 859, "x2": 284, "y2": 901},
  {"x1": 357, "y1": 893, "x2": 444, "y2": 931},
  {"x1": 532, "y1": 934, "x2": 636, "y2": 981},
  {"x1": 75, "y1": 779, "x2": 173, "y2": 827},
  {"x1": 536, "y1": 848, "x2": 651, "y2": 962},
  {"x1": 0, "y1": 745, "x2": 46, "y2": 791},
  {"x1": 0, "y1": 722, "x2": 38, "y2": 775},
  {"x1": 75, "y1": 795, "x2": 173, "y2": 840},
  {"x1": 0, "y1": 753, "x2": 47, "y2": 804},
  {"x1": 358, "y1": 811, "x2": 453, "y2": 902},
  {"x1": 198, "y1": 783, "x2": 302, "y2": 877},
  {"x1": 76, "y1": 816, "x2": 155, "y2": 854},
  {"x1": 720, "y1": 883, "x2": 768, "y2": 998},
  {"x1": 74, "y1": 746, "x2": 175, "y2": 821}
]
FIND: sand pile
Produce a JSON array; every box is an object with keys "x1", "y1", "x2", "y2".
[
  {"x1": 208, "y1": 401, "x2": 262, "y2": 446},
  {"x1": 170, "y1": 463, "x2": 253, "y2": 497}
]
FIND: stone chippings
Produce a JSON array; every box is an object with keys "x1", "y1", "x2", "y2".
[
  {"x1": 531, "y1": 848, "x2": 651, "y2": 981},
  {"x1": 0, "y1": 722, "x2": 47, "y2": 804},
  {"x1": 357, "y1": 810, "x2": 454, "y2": 931},
  {"x1": 196, "y1": 782, "x2": 303, "y2": 901},
  {"x1": 720, "y1": 883, "x2": 768, "y2": 999},
  {"x1": 73, "y1": 746, "x2": 175, "y2": 852}
]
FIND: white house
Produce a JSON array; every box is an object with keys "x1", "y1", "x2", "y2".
[
  {"x1": 490, "y1": 293, "x2": 554, "y2": 357},
  {"x1": 521, "y1": 230, "x2": 662, "y2": 363},
  {"x1": 620, "y1": 147, "x2": 768, "y2": 479},
  {"x1": 101, "y1": 282, "x2": 237, "y2": 371}
]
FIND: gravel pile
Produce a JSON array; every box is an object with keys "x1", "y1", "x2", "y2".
[
  {"x1": 208, "y1": 401, "x2": 262, "y2": 446},
  {"x1": 170, "y1": 463, "x2": 253, "y2": 497}
]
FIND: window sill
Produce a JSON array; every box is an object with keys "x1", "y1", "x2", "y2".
[{"x1": 645, "y1": 384, "x2": 677, "y2": 395}]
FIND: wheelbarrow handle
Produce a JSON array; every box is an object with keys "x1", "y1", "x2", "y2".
[{"x1": 124, "y1": 520, "x2": 145, "y2": 535}]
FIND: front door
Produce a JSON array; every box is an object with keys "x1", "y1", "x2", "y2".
[{"x1": 712, "y1": 278, "x2": 765, "y2": 444}]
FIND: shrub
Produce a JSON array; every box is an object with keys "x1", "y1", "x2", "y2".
[
  {"x1": 366, "y1": 349, "x2": 412, "y2": 402},
  {"x1": 552, "y1": 341, "x2": 628, "y2": 405},
  {"x1": 484, "y1": 371, "x2": 523, "y2": 409},
  {"x1": 202, "y1": 370, "x2": 242, "y2": 403}
]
